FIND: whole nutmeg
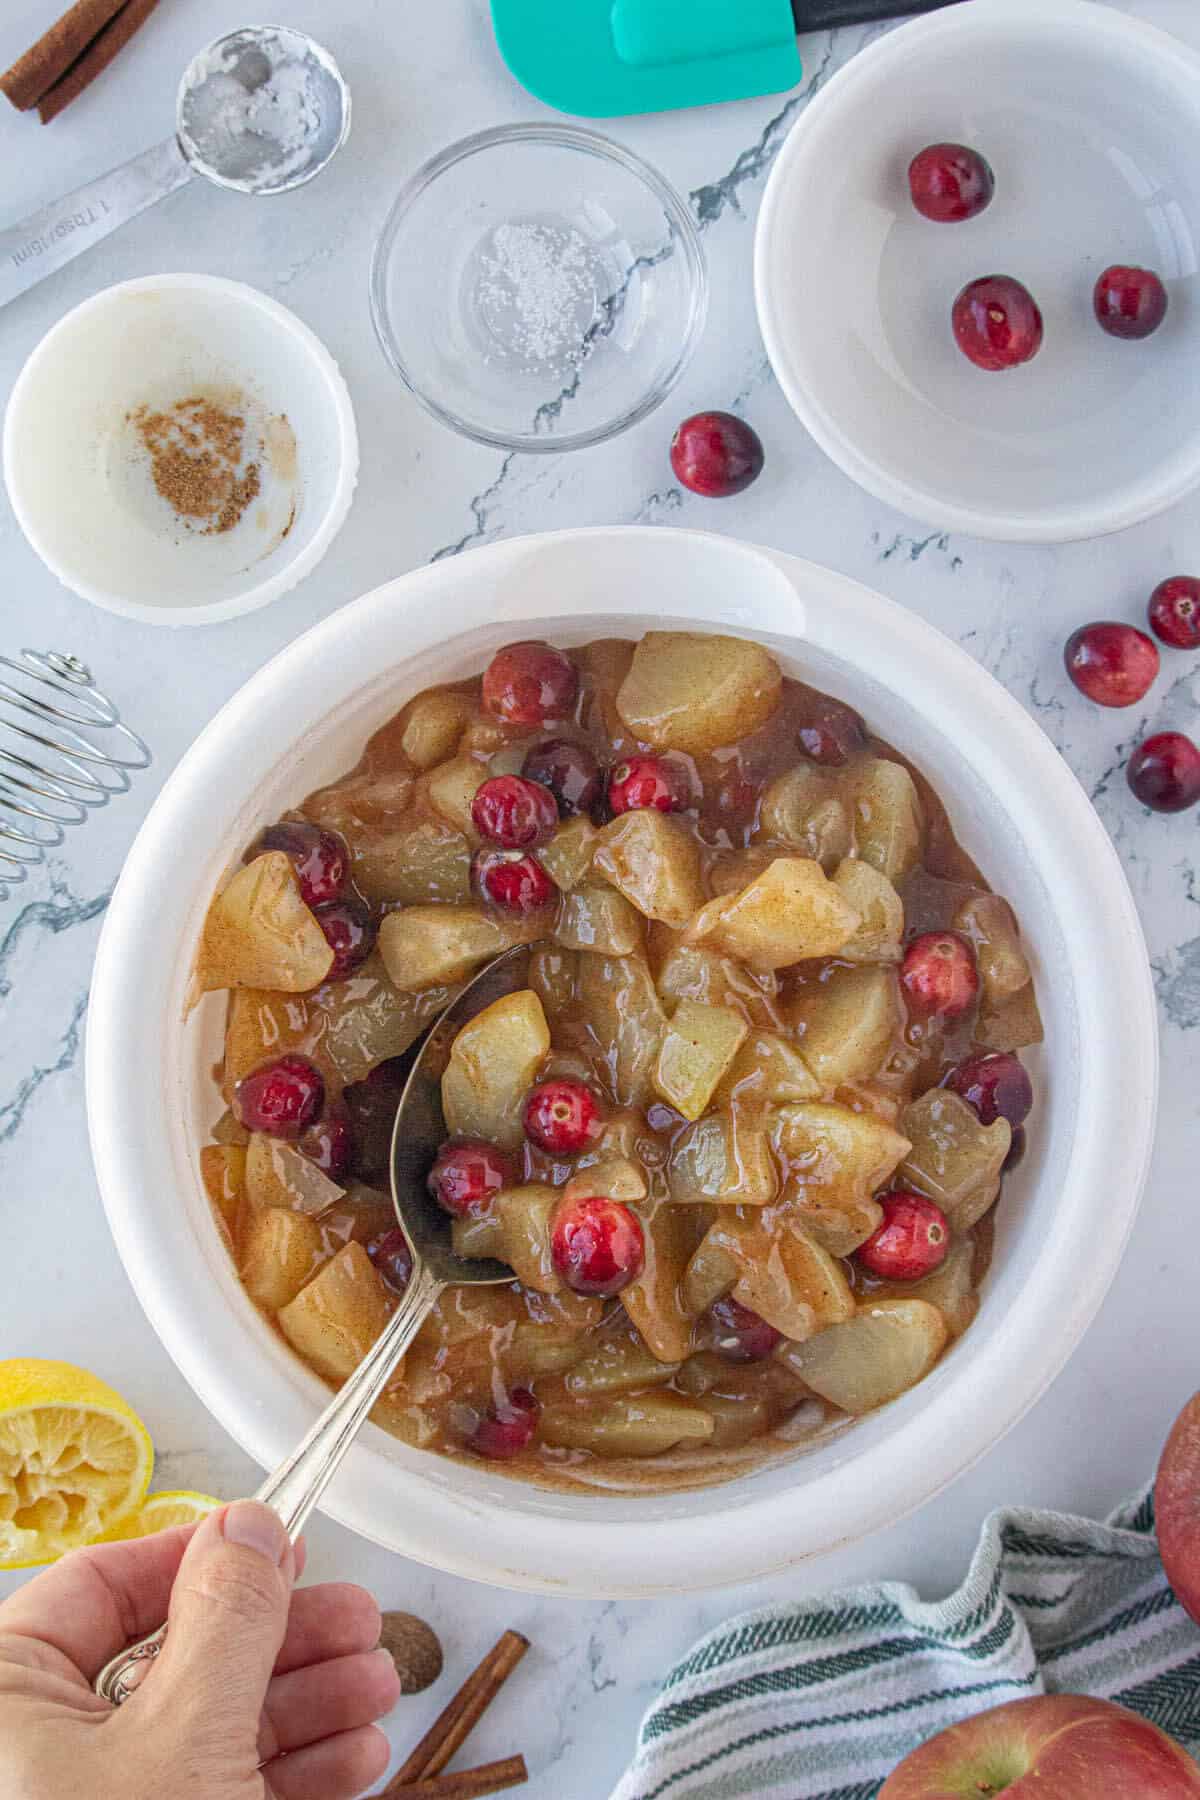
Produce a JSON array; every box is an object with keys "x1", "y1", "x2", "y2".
[{"x1": 378, "y1": 1610, "x2": 444, "y2": 1695}]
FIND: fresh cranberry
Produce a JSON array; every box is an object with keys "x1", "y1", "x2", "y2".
[
  {"x1": 298, "y1": 1103, "x2": 354, "y2": 1179},
  {"x1": 1094, "y1": 265, "x2": 1168, "y2": 340},
  {"x1": 1003, "y1": 1126, "x2": 1027, "y2": 1174},
  {"x1": 857, "y1": 1191, "x2": 949, "y2": 1282},
  {"x1": 521, "y1": 739, "x2": 603, "y2": 818},
  {"x1": 551, "y1": 1196, "x2": 644, "y2": 1297},
  {"x1": 670, "y1": 411, "x2": 765, "y2": 499},
  {"x1": 952, "y1": 276, "x2": 1043, "y2": 372},
  {"x1": 908, "y1": 142, "x2": 994, "y2": 223},
  {"x1": 471, "y1": 774, "x2": 559, "y2": 849},
  {"x1": 367, "y1": 1227, "x2": 413, "y2": 1294},
  {"x1": 252, "y1": 820, "x2": 348, "y2": 908},
  {"x1": 1127, "y1": 731, "x2": 1200, "y2": 813},
  {"x1": 233, "y1": 1054, "x2": 324, "y2": 1137},
  {"x1": 708, "y1": 1296, "x2": 783, "y2": 1363},
  {"x1": 1149, "y1": 577, "x2": 1200, "y2": 651},
  {"x1": 428, "y1": 1139, "x2": 513, "y2": 1218},
  {"x1": 607, "y1": 753, "x2": 689, "y2": 816},
  {"x1": 1064, "y1": 622, "x2": 1159, "y2": 708},
  {"x1": 945, "y1": 1051, "x2": 1033, "y2": 1128},
  {"x1": 343, "y1": 1059, "x2": 407, "y2": 1183},
  {"x1": 901, "y1": 931, "x2": 979, "y2": 1021},
  {"x1": 472, "y1": 846, "x2": 557, "y2": 914},
  {"x1": 315, "y1": 898, "x2": 377, "y2": 979},
  {"x1": 467, "y1": 1388, "x2": 539, "y2": 1460},
  {"x1": 482, "y1": 641, "x2": 578, "y2": 726},
  {"x1": 523, "y1": 1080, "x2": 601, "y2": 1155}
]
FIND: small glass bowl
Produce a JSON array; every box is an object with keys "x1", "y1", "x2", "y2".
[{"x1": 370, "y1": 124, "x2": 708, "y2": 454}]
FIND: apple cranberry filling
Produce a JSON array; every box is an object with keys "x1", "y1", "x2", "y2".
[{"x1": 195, "y1": 632, "x2": 1043, "y2": 1492}]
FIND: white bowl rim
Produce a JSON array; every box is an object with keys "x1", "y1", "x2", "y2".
[
  {"x1": 86, "y1": 526, "x2": 1158, "y2": 1594},
  {"x1": 754, "y1": 0, "x2": 1200, "y2": 545},
  {"x1": 2, "y1": 273, "x2": 360, "y2": 628}
]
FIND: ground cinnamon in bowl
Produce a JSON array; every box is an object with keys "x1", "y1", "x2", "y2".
[{"x1": 130, "y1": 393, "x2": 262, "y2": 535}]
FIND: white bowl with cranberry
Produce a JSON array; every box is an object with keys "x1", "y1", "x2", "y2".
[
  {"x1": 87, "y1": 526, "x2": 1156, "y2": 1595},
  {"x1": 755, "y1": 0, "x2": 1200, "y2": 542}
]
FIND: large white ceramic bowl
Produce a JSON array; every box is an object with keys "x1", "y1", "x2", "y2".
[
  {"x1": 87, "y1": 528, "x2": 1157, "y2": 1595},
  {"x1": 755, "y1": 0, "x2": 1200, "y2": 543}
]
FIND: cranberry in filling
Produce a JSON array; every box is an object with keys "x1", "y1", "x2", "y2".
[
  {"x1": 482, "y1": 641, "x2": 578, "y2": 726},
  {"x1": 471, "y1": 774, "x2": 560, "y2": 849},
  {"x1": 234, "y1": 1055, "x2": 324, "y2": 1137},
  {"x1": 857, "y1": 1192, "x2": 949, "y2": 1282},
  {"x1": 428, "y1": 1139, "x2": 514, "y2": 1219},
  {"x1": 551, "y1": 1196, "x2": 644, "y2": 1297},
  {"x1": 252, "y1": 820, "x2": 348, "y2": 907},
  {"x1": 524, "y1": 1080, "x2": 602, "y2": 1155}
]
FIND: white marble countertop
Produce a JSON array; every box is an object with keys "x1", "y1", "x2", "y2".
[{"x1": 2, "y1": 1, "x2": 1198, "y2": 1793}]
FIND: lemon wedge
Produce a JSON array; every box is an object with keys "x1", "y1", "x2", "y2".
[
  {"x1": 109, "y1": 1489, "x2": 220, "y2": 1539},
  {"x1": 0, "y1": 1359, "x2": 154, "y2": 1569}
]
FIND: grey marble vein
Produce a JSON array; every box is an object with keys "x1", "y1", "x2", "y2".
[
  {"x1": 0, "y1": 988, "x2": 87, "y2": 1143},
  {"x1": 689, "y1": 36, "x2": 837, "y2": 228}
]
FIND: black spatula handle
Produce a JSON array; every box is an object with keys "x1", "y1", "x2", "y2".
[{"x1": 793, "y1": 0, "x2": 966, "y2": 29}]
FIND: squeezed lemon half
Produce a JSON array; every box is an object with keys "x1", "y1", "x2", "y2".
[{"x1": 0, "y1": 1359, "x2": 154, "y2": 1569}]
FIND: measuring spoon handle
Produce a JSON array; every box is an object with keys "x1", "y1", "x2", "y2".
[
  {"x1": 94, "y1": 1260, "x2": 444, "y2": 1707},
  {"x1": 0, "y1": 137, "x2": 193, "y2": 311}
]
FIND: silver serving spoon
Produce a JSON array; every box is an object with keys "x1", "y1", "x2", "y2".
[
  {"x1": 0, "y1": 25, "x2": 350, "y2": 311},
  {"x1": 95, "y1": 944, "x2": 534, "y2": 1706}
]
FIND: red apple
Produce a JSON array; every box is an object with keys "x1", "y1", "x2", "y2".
[
  {"x1": 1156, "y1": 1391, "x2": 1200, "y2": 1627},
  {"x1": 880, "y1": 1694, "x2": 1200, "y2": 1797}
]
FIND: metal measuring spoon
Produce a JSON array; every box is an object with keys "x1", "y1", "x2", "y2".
[
  {"x1": 0, "y1": 26, "x2": 349, "y2": 311},
  {"x1": 95, "y1": 944, "x2": 536, "y2": 1706}
]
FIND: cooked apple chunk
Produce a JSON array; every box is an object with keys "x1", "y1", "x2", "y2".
[
  {"x1": 758, "y1": 765, "x2": 852, "y2": 871},
  {"x1": 278, "y1": 1242, "x2": 392, "y2": 1384},
  {"x1": 566, "y1": 1327, "x2": 681, "y2": 1397},
  {"x1": 654, "y1": 1000, "x2": 748, "y2": 1121},
  {"x1": 714, "y1": 1030, "x2": 821, "y2": 1107},
  {"x1": 441, "y1": 989, "x2": 550, "y2": 1149},
  {"x1": 555, "y1": 883, "x2": 643, "y2": 956},
  {"x1": 538, "y1": 817, "x2": 598, "y2": 891},
  {"x1": 789, "y1": 965, "x2": 903, "y2": 1088},
  {"x1": 685, "y1": 858, "x2": 861, "y2": 970},
  {"x1": 399, "y1": 690, "x2": 473, "y2": 770},
  {"x1": 200, "y1": 1144, "x2": 246, "y2": 1250},
  {"x1": 899, "y1": 1090, "x2": 1010, "y2": 1231},
  {"x1": 954, "y1": 893, "x2": 1032, "y2": 1002},
  {"x1": 424, "y1": 755, "x2": 489, "y2": 841},
  {"x1": 378, "y1": 904, "x2": 528, "y2": 992},
  {"x1": 654, "y1": 943, "x2": 780, "y2": 1027},
  {"x1": 832, "y1": 859, "x2": 905, "y2": 963},
  {"x1": 851, "y1": 758, "x2": 925, "y2": 881},
  {"x1": 321, "y1": 957, "x2": 454, "y2": 1085},
  {"x1": 353, "y1": 821, "x2": 471, "y2": 907},
  {"x1": 623, "y1": 1202, "x2": 697, "y2": 1363},
  {"x1": 454, "y1": 1183, "x2": 559, "y2": 1291},
  {"x1": 245, "y1": 1134, "x2": 344, "y2": 1217},
  {"x1": 781, "y1": 1299, "x2": 948, "y2": 1414},
  {"x1": 593, "y1": 810, "x2": 704, "y2": 928},
  {"x1": 772, "y1": 1102, "x2": 909, "y2": 1254},
  {"x1": 194, "y1": 852, "x2": 334, "y2": 997},
  {"x1": 975, "y1": 982, "x2": 1044, "y2": 1053},
  {"x1": 239, "y1": 1206, "x2": 325, "y2": 1313},
  {"x1": 539, "y1": 1392, "x2": 714, "y2": 1457},
  {"x1": 876, "y1": 1234, "x2": 979, "y2": 1339},
  {"x1": 668, "y1": 1110, "x2": 778, "y2": 1206},
  {"x1": 616, "y1": 631, "x2": 782, "y2": 754},
  {"x1": 576, "y1": 952, "x2": 666, "y2": 1107},
  {"x1": 723, "y1": 1214, "x2": 855, "y2": 1342}
]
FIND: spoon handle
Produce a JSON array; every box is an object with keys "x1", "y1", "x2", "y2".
[
  {"x1": 94, "y1": 1262, "x2": 444, "y2": 1706},
  {"x1": 0, "y1": 137, "x2": 193, "y2": 311}
]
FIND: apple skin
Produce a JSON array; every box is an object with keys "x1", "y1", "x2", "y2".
[
  {"x1": 880, "y1": 1694, "x2": 1200, "y2": 1797},
  {"x1": 1156, "y1": 1391, "x2": 1200, "y2": 1628}
]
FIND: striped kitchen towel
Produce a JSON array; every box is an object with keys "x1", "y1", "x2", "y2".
[{"x1": 612, "y1": 1490, "x2": 1200, "y2": 1799}]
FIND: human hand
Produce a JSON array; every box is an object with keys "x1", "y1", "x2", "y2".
[{"x1": 0, "y1": 1499, "x2": 401, "y2": 1800}]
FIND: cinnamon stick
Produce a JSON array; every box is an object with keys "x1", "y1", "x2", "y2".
[
  {"x1": 0, "y1": 0, "x2": 125, "y2": 110},
  {"x1": 384, "y1": 1630, "x2": 530, "y2": 1792},
  {"x1": 379, "y1": 1755, "x2": 529, "y2": 1798},
  {"x1": 38, "y1": 0, "x2": 161, "y2": 124}
]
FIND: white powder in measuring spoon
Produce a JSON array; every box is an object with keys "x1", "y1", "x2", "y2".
[
  {"x1": 475, "y1": 221, "x2": 602, "y2": 369},
  {"x1": 180, "y1": 31, "x2": 326, "y2": 189}
]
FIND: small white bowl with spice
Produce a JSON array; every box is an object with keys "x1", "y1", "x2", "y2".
[{"x1": 3, "y1": 274, "x2": 358, "y2": 626}]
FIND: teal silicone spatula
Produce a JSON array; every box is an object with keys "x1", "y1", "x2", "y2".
[{"x1": 491, "y1": 0, "x2": 963, "y2": 117}]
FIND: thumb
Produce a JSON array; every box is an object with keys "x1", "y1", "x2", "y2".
[{"x1": 145, "y1": 1501, "x2": 294, "y2": 1751}]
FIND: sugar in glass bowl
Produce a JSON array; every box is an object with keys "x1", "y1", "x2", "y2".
[{"x1": 369, "y1": 124, "x2": 707, "y2": 453}]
